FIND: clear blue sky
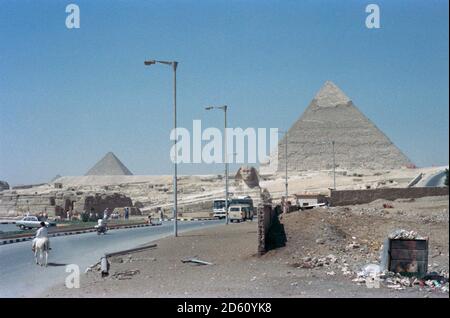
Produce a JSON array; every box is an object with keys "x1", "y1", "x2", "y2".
[{"x1": 1, "y1": 0, "x2": 448, "y2": 185}]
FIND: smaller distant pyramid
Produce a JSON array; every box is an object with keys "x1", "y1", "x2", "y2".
[
  {"x1": 85, "y1": 152, "x2": 133, "y2": 176},
  {"x1": 50, "y1": 174, "x2": 62, "y2": 182}
]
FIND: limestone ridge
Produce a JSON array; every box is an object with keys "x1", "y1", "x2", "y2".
[
  {"x1": 276, "y1": 81, "x2": 412, "y2": 171},
  {"x1": 85, "y1": 152, "x2": 133, "y2": 176}
]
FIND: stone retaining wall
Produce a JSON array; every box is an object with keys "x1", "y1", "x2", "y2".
[
  {"x1": 0, "y1": 191, "x2": 133, "y2": 217},
  {"x1": 330, "y1": 187, "x2": 449, "y2": 206}
]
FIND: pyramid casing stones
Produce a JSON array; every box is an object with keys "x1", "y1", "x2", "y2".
[{"x1": 276, "y1": 81, "x2": 412, "y2": 172}]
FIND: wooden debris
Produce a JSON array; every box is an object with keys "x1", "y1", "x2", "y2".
[{"x1": 181, "y1": 258, "x2": 213, "y2": 266}]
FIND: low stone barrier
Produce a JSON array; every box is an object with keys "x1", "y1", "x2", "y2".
[{"x1": 330, "y1": 187, "x2": 448, "y2": 206}]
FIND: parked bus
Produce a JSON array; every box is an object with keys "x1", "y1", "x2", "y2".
[
  {"x1": 230, "y1": 196, "x2": 254, "y2": 212},
  {"x1": 213, "y1": 199, "x2": 228, "y2": 219}
]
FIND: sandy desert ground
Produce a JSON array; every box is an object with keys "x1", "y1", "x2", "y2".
[{"x1": 45, "y1": 195, "x2": 448, "y2": 298}]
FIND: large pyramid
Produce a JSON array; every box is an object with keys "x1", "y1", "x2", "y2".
[
  {"x1": 85, "y1": 152, "x2": 133, "y2": 176},
  {"x1": 274, "y1": 81, "x2": 412, "y2": 172}
]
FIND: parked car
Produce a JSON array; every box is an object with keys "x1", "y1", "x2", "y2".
[{"x1": 16, "y1": 216, "x2": 55, "y2": 230}]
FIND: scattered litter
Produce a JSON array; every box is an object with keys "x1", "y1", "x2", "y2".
[
  {"x1": 345, "y1": 242, "x2": 360, "y2": 250},
  {"x1": 422, "y1": 272, "x2": 449, "y2": 283},
  {"x1": 358, "y1": 264, "x2": 382, "y2": 277},
  {"x1": 111, "y1": 269, "x2": 140, "y2": 280},
  {"x1": 341, "y1": 267, "x2": 353, "y2": 276},
  {"x1": 388, "y1": 229, "x2": 425, "y2": 240},
  {"x1": 294, "y1": 254, "x2": 341, "y2": 269},
  {"x1": 400, "y1": 277, "x2": 412, "y2": 287},
  {"x1": 387, "y1": 284, "x2": 403, "y2": 290},
  {"x1": 181, "y1": 258, "x2": 213, "y2": 266},
  {"x1": 85, "y1": 261, "x2": 101, "y2": 273},
  {"x1": 352, "y1": 277, "x2": 366, "y2": 284},
  {"x1": 382, "y1": 203, "x2": 394, "y2": 209},
  {"x1": 97, "y1": 244, "x2": 157, "y2": 277},
  {"x1": 350, "y1": 268, "x2": 450, "y2": 293},
  {"x1": 326, "y1": 254, "x2": 338, "y2": 264}
]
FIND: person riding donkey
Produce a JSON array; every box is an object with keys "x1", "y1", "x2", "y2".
[{"x1": 32, "y1": 222, "x2": 51, "y2": 252}]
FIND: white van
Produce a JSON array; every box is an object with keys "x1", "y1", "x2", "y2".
[{"x1": 228, "y1": 204, "x2": 252, "y2": 222}]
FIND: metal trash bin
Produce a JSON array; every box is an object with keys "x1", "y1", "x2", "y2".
[{"x1": 386, "y1": 238, "x2": 429, "y2": 278}]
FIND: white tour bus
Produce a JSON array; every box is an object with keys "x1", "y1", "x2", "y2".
[{"x1": 213, "y1": 199, "x2": 228, "y2": 219}]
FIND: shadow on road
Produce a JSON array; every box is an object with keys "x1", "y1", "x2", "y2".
[{"x1": 46, "y1": 262, "x2": 68, "y2": 267}]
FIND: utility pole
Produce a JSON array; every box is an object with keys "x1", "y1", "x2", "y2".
[
  {"x1": 278, "y1": 130, "x2": 289, "y2": 202},
  {"x1": 332, "y1": 140, "x2": 336, "y2": 190},
  {"x1": 205, "y1": 105, "x2": 229, "y2": 224},
  {"x1": 144, "y1": 59, "x2": 179, "y2": 237},
  {"x1": 224, "y1": 106, "x2": 229, "y2": 225},
  {"x1": 172, "y1": 61, "x2": 178, "y2": 236},
  {"x1": 285, "y1": 132, "x2": 288, "y2": 197}
]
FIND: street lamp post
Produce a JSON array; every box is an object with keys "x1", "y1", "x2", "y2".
[
  {"x1": 144, "y1": 59, "x2": 179, "y2": 237},
  {"x1": 278, "y1": 130, "x2": 288, "y2": 198},
  {"x1": 332, "y1": 140, "x2": 336, "y2": 190},
  {"x1": 321, "y1": 140, "x2": 336, "y2": 191},
  {"x1": 284, "y1": 132, "x2": 288, "y2": 198},
  {"x1": 205, "y1": 105, "x2": 229, "y2": 224}
]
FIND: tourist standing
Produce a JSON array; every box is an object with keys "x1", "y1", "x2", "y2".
[{"x1": 103, "y1": 208, "x2": 109, "y2": 220}]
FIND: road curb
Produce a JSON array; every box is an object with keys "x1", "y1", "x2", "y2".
[
  {"x1": 170, "y1": 218, "x2": 216, "y2": 222},
  {"x1": 0, "y1": 219, "x2": 217, "y2": 246},
  {"x1": 0, "y1": 223, "x2": 152, "y2": 246},
  {"x1": 0, "y1": 221, "x2": 16, "y2": 224}
]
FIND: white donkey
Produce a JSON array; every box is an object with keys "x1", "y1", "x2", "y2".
[{"x1": 34, "y1": 237, "x2": 49, "y2": 266}]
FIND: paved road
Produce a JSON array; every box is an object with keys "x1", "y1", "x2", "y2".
[
  {"x1": 423, "y1": 170, "x2": 447, "y2": 187},
  {"x1": 0, "y1": 220, "x2": 223, "y2": 297},
  {"x1": 0, "y1": 224, "x2": 19, "y2": 233}
]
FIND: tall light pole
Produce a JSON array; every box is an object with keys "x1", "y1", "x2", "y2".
[
  {"x1": 332, "y1": 140, "x2": 336, "y2": 190},
  {"x1": 321, "y1": 140, "x2": 336, "y2": 190},
  {"x1": 278, "y1": 130, "x2": 288, "y2": 198},
  {"x1": 144, "y1": 59, "x2": 179, "y2": 237},
  {"x1": 205, "y1": 105, "x2": 229, "y2": 224}
]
